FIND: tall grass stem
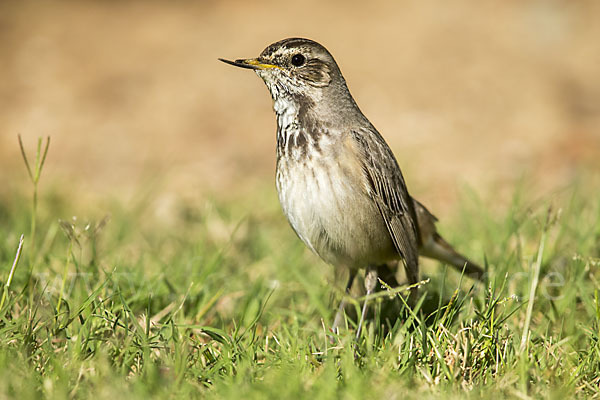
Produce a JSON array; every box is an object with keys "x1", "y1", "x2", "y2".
[{"x1": 0, "y1": 234, "x2": 24, "y2": 310}]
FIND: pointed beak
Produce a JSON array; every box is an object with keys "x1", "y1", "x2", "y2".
[{"x1": 218, "y1": 58, "x2": 281, "y2": 70}]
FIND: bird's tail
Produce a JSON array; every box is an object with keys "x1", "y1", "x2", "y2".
[
  {"x1": 421, "y1": 232, "x2": 485, "y2": 281},
  {"x1": 412, "y1": 197, "x2": 485, "y2": 282}
]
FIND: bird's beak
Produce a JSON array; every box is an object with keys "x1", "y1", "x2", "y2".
[{"x1": 218, "y1": 58, "x2": 280, "y2": 70}]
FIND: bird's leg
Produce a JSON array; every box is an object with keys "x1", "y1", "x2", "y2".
[
  {"x1": 356, "y1": 266, "x2": 378, "y2": 340},
  {"x1": 332, "y1": 270, "x2": 357, "y2": 334}
]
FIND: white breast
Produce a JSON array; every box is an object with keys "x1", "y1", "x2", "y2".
[{"x1": 275, "y1": 130, "x2": 395, "y2": 270}]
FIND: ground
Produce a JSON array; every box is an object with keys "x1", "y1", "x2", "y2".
[{"x1": 1, "y1": 1, "x2": 600, "y2": 398}]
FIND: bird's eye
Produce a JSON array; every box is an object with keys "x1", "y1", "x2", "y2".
[{"x1": 291, "y1": 54, "x2": 306, "y2": 67}]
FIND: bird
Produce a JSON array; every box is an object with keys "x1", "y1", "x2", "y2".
[{"x1": 220, "y1": 38, "x2": 484, "y2": 337}]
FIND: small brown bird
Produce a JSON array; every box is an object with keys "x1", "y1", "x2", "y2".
[{"x1": 220, "y1": 38, "x2": 483, "y2": 336}]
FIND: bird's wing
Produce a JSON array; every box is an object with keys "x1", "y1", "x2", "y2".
[{"x1": 351, "y1": 128, "x2": 420, "y2": 279}]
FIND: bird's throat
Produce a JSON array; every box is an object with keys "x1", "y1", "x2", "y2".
[{"x1": 274, "y1": 95, "x2": 301, "y2": 157}]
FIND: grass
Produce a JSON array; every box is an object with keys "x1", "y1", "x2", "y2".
[{"x1": 1, "y1": 144, "x2": 599, "y2": 399}]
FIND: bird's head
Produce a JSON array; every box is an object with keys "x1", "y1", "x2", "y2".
[{"x1": 220, "y1": 38, "x2": 349, "y2": 104}]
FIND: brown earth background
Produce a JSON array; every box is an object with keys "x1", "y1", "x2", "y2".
[{"x1": 1, "y1": 0, "x2": 599, "y2": 215}]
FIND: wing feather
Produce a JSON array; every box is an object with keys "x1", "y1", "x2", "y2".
[{"x1": 352, "y1": 129, "x2": 420, "y2": 280}]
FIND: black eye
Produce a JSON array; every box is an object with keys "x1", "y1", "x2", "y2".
[{"x1": 291, "y1": 53, "x2": 306, "y2": 67}]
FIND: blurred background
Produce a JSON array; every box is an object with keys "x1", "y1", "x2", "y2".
[{"x1": 1, "y1": 0, "x2": 599, "y2": 215}]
